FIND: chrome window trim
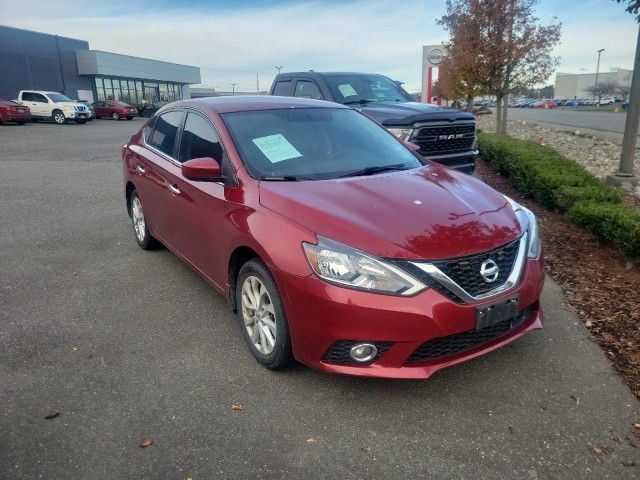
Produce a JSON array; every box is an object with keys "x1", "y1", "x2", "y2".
[{"x1": 410, "y1": 232, "x2": 528, "y2": 303}]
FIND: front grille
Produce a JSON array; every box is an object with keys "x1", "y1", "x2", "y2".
[
  {"x1": 430, "y1": 238, "x2": 520, "y2": 297},
  {"x1": 412, "y1": 123, "x2": 475, "y2": 155},
  {"x1": 406, "y1": 311, "x2": 528, "y2": 363},
  {"x1": 322, "y1": 341, "x2": 392, "y2": 366}
]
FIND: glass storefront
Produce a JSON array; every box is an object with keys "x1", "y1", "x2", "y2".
[{"x1": 94, "y1": 77, "x2": 183, "y2": 105}]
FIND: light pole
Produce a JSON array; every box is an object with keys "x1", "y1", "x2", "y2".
[
  {"x1": 231, "y1": 83, "x2": 237, "y2": 95},
  {"x1": 275, "y1": 66, "x2": 283, "y2": 74},
  {"x1": 593, "y1": 48, "x2": 605, "y2": 104}
]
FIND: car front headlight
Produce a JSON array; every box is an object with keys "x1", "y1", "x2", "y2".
[
  {"x1": 302, "y1": 237, "x2": 426, "y2": 296},
  {"x1": 504, "y1": 195, "x2": 540, "y2": 258},
  {"x1": 386, "y1": 127, "x2": 414, "y2": 141}
]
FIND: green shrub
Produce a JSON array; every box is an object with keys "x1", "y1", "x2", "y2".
[
  {"x1": 568, "y1": 202, "x2": 640, "y2": 257},
  {"x1": 478, "y1": 132, "x2": 639, "y2": 258},
  {"x1": 554, "y1": 184, "x2": 622, "y2": 212}
]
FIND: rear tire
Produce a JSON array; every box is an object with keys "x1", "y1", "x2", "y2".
[
  {"x1": 236, "y1": 259, "x2": 293, "y2": 370},
  {"x1": 112, "y1": 112, "x2": 120, "y2": 120},
  {"x1": 52, "y1": 110, "x2": 65, "y2": 125},
  {"x1": 130, "y1": 190, "x2": 159, "y2": 250}
]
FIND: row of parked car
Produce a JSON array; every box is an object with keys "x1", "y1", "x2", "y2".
[
  {"x1": 0, "y1": 90, "x2": 143, "y2": 125},
  {"x1": 510, "y1": 96, "x2": 628, "y2": 108}
]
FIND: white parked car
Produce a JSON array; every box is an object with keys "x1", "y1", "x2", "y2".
[
  {"x1": 16, "y1": 90, "x2": 90, "y2": 124},
  {"x1": 599, "y1": 96, "x2": 616, "y2": 106}
]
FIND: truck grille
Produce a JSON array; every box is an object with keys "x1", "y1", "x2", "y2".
[{"x1": 412, "y1": 124, "x2": 475, "y2": 155}]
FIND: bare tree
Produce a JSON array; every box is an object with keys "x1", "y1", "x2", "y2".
[{"x1": 584, "y1": 79, "x2": 622, "y2": 103}]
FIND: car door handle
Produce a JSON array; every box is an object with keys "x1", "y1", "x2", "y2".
[
  {"x1": 168, "y1": 184, "x2": 181, "y2": 195},
  {"x1": 136, "y1": 165, "x2": 145, "y2": 174}
]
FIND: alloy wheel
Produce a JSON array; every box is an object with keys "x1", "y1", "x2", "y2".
[
  {"x1": 53, "y1": 112, "x2": 65, "y2": 124},
  {"x1": 241, "y1": 275, "x2": 277, "y2": 355},
  {"x1": 131, "y1": 196, "x2": 146, "y2": 242}
]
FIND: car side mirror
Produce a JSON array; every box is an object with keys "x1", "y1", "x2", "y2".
[
  {"x1": 404, "y1": 141, "x2": 420, "y2": 153},
  {"x1": 181, "y1": 157, "x2": 222, "y2": 181}
]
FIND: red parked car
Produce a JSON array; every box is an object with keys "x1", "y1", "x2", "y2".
[
  {"x1": 122, "y1": 96, "x2": 544, "y2": 379},
  {"x1": 0, "y1": 99, "x2": 31, "y2": 125},
  {"x1": 93, "y1": 100, "x2": 137, "y2": 120},
  {"x1": 533, "y1": 100, "x2": 557, "y2": 109}
]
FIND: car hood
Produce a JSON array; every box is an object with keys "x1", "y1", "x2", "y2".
[
  {"x1": 259, "y1": 164, "x2": 522, "y2": 260},
  {"x1": 355, "y1": 101, "x2": 476, "y2": 127},
  {"x1": 55, "y1": 102, "x2": 86, "y2": 108}
]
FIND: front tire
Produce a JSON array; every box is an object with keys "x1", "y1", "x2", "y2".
[
  {"x1": 52, "y1": 110, "x2": 65, "y2": 125},
  {"x1": 112, "y1": 112, "x2": 120, "y2": 120},
  {"x1": 75, "y1": 119, "x2": 87, "y2": 124},
  {"x1": 130, "y1": 191, "x2": 158, "y2": 250},
  {"x1": 236, "y1": 259, "x2": 293, "y2": 370}
]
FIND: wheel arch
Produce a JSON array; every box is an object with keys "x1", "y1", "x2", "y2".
[
  {"x1": 227, "y1": 245, "x2": 261, "y2": 312},
  {"x1": 125, "y1": 181, "x2": 136, "y2": 217}
]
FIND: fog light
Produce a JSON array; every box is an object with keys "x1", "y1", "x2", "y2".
[{"x1": 349, "y1": 343, "x2": 378, "y2": 363}]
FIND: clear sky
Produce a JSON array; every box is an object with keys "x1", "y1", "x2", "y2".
[{"x1": 0, "y1": 0, "x2": 636, "y2": 92}]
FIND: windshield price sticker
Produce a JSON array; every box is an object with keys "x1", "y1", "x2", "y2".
[
  {"x1": 337, "y1": 84, "x2": 358, "y2": 98},
  {"x1": 252, "y1": 134, "x2": 303, "y2": 163}
]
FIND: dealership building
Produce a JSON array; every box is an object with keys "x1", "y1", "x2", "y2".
[
  {"x1": 0, "y1": 25, "x2": 201, "y2": 104},
  {"x1": 554, "y1": 68, "x2": 632, "y2": 99}
]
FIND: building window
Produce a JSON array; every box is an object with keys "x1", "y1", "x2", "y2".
[{"x1": 95, "y1": 78, "x2": 105, "y2": 101}]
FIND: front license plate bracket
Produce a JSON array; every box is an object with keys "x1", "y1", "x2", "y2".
[{"x1": 476, "y1": 296, "x2": 519, "y2": 330}]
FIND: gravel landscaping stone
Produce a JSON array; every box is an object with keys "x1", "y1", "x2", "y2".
[{"x1": 476, "y1": 116, "x2": 640, "y2": 198}]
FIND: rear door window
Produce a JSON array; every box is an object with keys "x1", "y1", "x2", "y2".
[
  {"x1": 22, "y1": 92, "x2": 34, "y2": 101},
  {"x1": 294, "y1": 80, "x2": 323, "y2": 100},
  {"x1": 272, "y1": 79, "x2": 293, "y2": 96},
  {"x1": 149, "y1": 110, "x2": 183, "y2": 158},
  {"x1": 32, "y1": 93, "x2": 48, "y2": 103}
]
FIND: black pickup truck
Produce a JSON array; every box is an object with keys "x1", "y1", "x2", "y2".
[{"x1": 269, "y1": 72, "x2": 478, "y2": 173}]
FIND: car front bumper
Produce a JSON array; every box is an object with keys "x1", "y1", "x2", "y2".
[{"x1": 274, "y1": 253, "x2": 545, "y2": 379}]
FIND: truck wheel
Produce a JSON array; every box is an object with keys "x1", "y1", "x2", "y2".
[
  {"x1": 52, "y1": 110, "x2": 65, "y2": 125},
  {"x1": 112, "y1": 112, "x2": 120, "y2": 120},
  {"x1": 75, "y1": 119, "x2": 87, "y2": 124}
]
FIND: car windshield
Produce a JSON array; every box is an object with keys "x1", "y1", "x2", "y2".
[
  {"x1": 47, "y1": 93, "x2": 72, "y2": 102},
  {"x1": 221, "y1": 108, "x2": 423, "y2": 181},
  {"x1": 323, "y1": 74, "x2": 414, "y2": 104}
]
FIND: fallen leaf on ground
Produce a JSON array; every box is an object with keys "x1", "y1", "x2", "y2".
[
  {"x1": 231, "y1": 404, "x2": 243, "y2": 411},
  {"x1": 360, "y1": 444, "x2": 373, "y2": 452},
  {"x1": 44, "y1": 412, "x2": 60, "y2": 420},
  {"x1": 569, "y1": 394, "x2": 579, "y2": 405},
  {"x1": 621, "y1": 460, "x2": 636, "y2": 467},
  {"x1": 591, "y1": 447, "x2": 603, "y2": 455},
  {"x1": 139, "y1": 438, "x2": 153, "y2": 448},
  {"x1": 306, "y1": 437, "x2": 317, "y2": 444}
]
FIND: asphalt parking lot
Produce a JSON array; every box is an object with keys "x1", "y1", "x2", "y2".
[{"x1": 1, "y1": 118, "x2": 639, "y2": 479}]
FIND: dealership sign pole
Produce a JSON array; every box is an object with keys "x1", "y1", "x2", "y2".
[{"x1": 422, "y1": 45, "x2": 446, "y2": 104}]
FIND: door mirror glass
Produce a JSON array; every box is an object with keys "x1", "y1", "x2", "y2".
[{"x1": 181, "y1": 157, "x2": 222, "y2": 181}]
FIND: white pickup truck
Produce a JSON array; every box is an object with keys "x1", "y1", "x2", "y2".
[{"x1": 16, "y1": 90, "x2": 90, "y2": 125}]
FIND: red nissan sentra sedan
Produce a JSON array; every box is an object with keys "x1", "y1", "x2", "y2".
[{"x1": 121, "y1": 96, "x2": 544, "y2": 379}]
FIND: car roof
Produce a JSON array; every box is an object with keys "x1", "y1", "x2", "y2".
[{"x1": 171, "y1": 95, "x2": 349, "y2": 114}]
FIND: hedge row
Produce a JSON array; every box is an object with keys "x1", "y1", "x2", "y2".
[{"x1": 478, "y1": 133, "x2": 640, "y2": 258}]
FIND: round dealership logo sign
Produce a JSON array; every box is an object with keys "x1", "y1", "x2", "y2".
[{"x1": 426, "y1": 47, "x2": 445, "y2": 65}]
